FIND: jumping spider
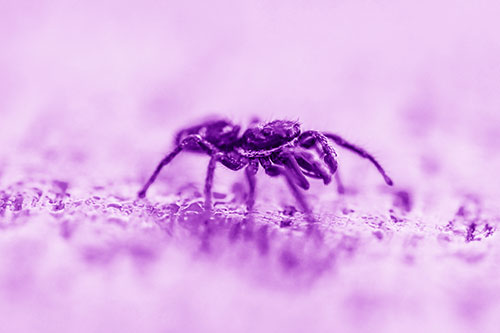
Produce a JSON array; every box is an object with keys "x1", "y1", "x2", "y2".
[{"x1": 138, "y1": 118, "x2": 393, "y2": 215}]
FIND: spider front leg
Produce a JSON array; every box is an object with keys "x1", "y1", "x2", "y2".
[
  {"x1": 259, "y1": 157, "x2": 313, "y2": 220},
  {"x1": 323, "y1": 132, "x2": 393, "y2": 186},
  {"x1": 293, "y1": 148, "x2": 332, "y2": 185},
  {"x1": 298, "y1": 131, "x2": 338, "y2": 174},
  {"x1": 334, "y1": 170, "x2": 345, "y2": 194},
  {"x1": 272, "y1": 150, "x2": 310, "y2": 190},
  {"x1": 292, "y1": 148, "x2": 346, "y2": 194},
  {"x1": 245, "y1": 159, "x2": 259, "y2": 210},
  {"x1": 138, "y1": 134, "x2": 216, "y2": 198}
]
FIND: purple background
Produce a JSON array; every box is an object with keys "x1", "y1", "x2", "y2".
[{"x1": 1, "y1": 1, "x2": 500, "y2": 332}]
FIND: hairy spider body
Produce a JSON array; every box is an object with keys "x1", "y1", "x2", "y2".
[{"x1": 138, "y1": 118, "x2": 393, "y2": 217}]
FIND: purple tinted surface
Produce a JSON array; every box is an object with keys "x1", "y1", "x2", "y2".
[{"x1": 2, "y1": 1, "x2": 500, "y2": 333}]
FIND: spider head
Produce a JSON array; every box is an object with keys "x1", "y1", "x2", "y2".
[{"x1": 242, "y1": 120, "x2": 301, "y2": 150}]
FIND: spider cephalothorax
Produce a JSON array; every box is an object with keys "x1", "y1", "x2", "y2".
[
  {"x1": 240, "y1": 120, "x2": 301, "y2": 151},
  {"x1": 138, "y1": 118, "x2": 393, "y2": 218}
]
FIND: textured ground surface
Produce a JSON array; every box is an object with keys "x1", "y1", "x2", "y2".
[
  {"x1": 2, "y1": 1, "x2": 500, "y2": 332},
  {"x1": 1, "y1": 145, "x2": 500, "y2": 333}
]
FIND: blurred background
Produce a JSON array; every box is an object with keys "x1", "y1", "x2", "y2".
[{"x1": 1, "y1": 0, "x2": 500, "y2": 198}]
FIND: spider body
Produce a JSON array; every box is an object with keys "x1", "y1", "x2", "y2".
[
  {"x1": 174, "y1": 119, "x2": 241, "y2": 152},
  {"x1": 138, "y1": 118, "x2": 393, "y2": 218}
]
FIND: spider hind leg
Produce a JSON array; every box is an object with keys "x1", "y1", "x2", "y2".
[
  {"x1": 138, "y1": 145, "x2": 183, "y2": 198},
  {"x1": 138, "y1": 134, "x2": 216, "y2": 199},
  {"x1": 204, "y1": 153, "x2": 221, "y2": 210}
]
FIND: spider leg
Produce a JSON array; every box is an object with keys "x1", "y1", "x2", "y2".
[
  {"x1": 334, "y1": 170, "x2": 345, "y2": 194},
  {"x1": 295, "y1": 148, "x2": 345, "y2": 193},
  {"x1": 205, "y1": 152, "x2": 249, "y2": 210},
  {"x1": 138, "y1": 134, "x2": 216, "y2": 198},
  {"x1": 273, "y1": 150, "x2": 310, "y2": 190},
  {"x1": 293, "y1": 148, "x2": 332, "y2": 185},
  {"x1": 259, "y1": 157, "x2": 312, "y2": 217},
  {"x1": 298, "y1": 131, "x2": 338, "y2": 174},
  {"x1": 245, "y1": 159, "x2": 259, "y2": 210},
  {"x1": 323, "y1": 132, "x2": 394, "y2": 186},
  {"x1": 204, "y1": 153, "x2": 223, "y2": 210}
]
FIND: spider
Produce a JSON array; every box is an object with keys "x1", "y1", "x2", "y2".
[{"x1": 138, "y1": 118, "x2": 393, "y2": 216}]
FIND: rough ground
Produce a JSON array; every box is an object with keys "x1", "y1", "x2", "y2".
[{"x1": 1, "y1": 143, "x2": 500, "y2": 333}]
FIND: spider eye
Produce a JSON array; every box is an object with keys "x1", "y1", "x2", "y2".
[{"x1": 262, "y1": 128, "x2": 272, "y2": 136}]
